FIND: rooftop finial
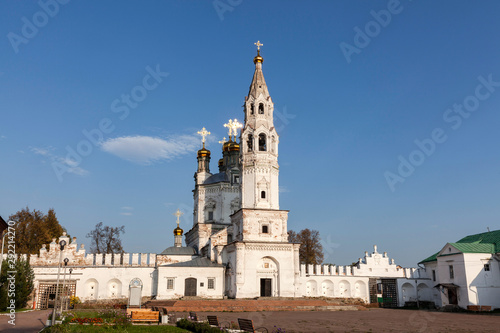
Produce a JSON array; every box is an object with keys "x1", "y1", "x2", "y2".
[
  {"x1": 224, "y1": 119, "x2": 243, "y2": 141},
  {"x1": 219, "y1": 137, "x2": 227, "y2": 146},
  {"x1": 197, "y1": 127, "x2": 211, "y2": 149},
  {"x1": 174, "y1": 209, "x2": 183, "y2": 227},
  {"x1": 253, "y1": 40, "x2": 264, "y2": 64}
]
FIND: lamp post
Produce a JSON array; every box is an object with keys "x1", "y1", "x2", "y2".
[
  {"x1": 60, "y1": 258, "x2": 69, "y2": 314},
  {"x1": 67, "y1": 268, "x2": 73, "y2": 310},
  {"x1": 51, "y1": 239, "x2": 66, "y2": 325}
]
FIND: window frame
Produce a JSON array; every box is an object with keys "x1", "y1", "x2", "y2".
[{"x1": 167, "y1": 278, "x2": 175, "y2": 290}]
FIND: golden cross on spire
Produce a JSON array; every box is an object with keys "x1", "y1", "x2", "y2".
[
  {"x1": 224, "y1": 119, "x2": 243, "y2": 140},
  {"x1": 223, "y1": 120, "x2": 234, "y2": 140},
  {"x1": 254, "y1": 40, "x2": 263, "y2": 50},
  {"x1": 231, "y1": 119, "x2": 243, "y2": 138},
  {"x1": 174, "y1": 209, "x2": 183, "y2": 226},
  {"x1": 219, "y1": 137, "x2": 227, "y2": 145},
  {"x1": 197, "y1": 127, "x2": 211, "y2": 148}
]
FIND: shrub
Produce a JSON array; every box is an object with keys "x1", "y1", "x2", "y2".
[{"x1": 177, "y1": 318, "x2": 225, "y2": 333}]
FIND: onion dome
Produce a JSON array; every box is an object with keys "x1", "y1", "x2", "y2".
[
  {"x1": 197, "y1": 142, "x2": 211, "y2": 158},
  {"x1": 228, "y1": 141, "x2": 240, "y2": 152},
  {"x1": 173, "y1": 225, "x2": 183, "y2": 236},
  {"x1": 254, "y1": 49, "x2": 264, "y2": 64}
]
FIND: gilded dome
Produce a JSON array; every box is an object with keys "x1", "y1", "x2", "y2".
[
  {"x1": 253, "y1": 50, "x2": 264, "y2": 64},
  {"x1": 197, "y1": 147, "x2": 210, "y2": 158},
  {"x1": 173, "y1": 226, "x2": 183, "y2": 236}
]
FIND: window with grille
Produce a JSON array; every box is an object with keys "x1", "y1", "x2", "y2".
[
  {"x1": 167, "y1": 278, "x2": 174, "y2": 290},
  {"x1": 208, "y1": 278, "x2": 215, "y2": 290}
]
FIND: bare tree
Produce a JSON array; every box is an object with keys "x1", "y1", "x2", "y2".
[
  {"x1": 288, "y1": 228, "x2": 324, "y2": 265},
  {"x1": 86, "y1": 222, "x2": 125, "y2": 254}
]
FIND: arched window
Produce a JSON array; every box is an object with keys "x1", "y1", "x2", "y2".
[
  {"x1": 261, "y1": 191, "x2": 266, "y2": 199},
  {"x1": 247, "y1": 134, "x2": 253, "y2": 152},
  {"x1": 258, "y1": 134, "x2": 267, "y2": 151},
  {"x1": 258, "y1": 103, "x2": 264, "y2": 114},
  {"x1": 250, "y1": 104, "x2": 255, "y2": 115}
]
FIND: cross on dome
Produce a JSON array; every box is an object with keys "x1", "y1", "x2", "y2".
[
  {"x1": 219, "y1": 137, "x2": 227, "y2": 145},
  {"x1": 224, "y1": 119, "x2": 243, "y2": 140},
  {"x1": 174, "y1": 209, "x2": 183, "y2": 226},
  {"x1": 197, "y1": 127, "x2": 211, "y2": 148},
  {"x1": 254, "y1": 40, "x2": 263, "y2": 50}
]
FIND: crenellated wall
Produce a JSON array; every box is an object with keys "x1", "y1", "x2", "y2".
[{"x1": 4, "y1": 233, "x2": 157, "y2": 268}]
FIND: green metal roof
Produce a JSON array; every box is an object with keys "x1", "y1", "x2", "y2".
[
  {"x1": 419, "y1": 252, "x2": 438, "y2": 264},
  {"x1": 419, "y1": 230, "x2": 500, "y2": 264},
  {"x1": 448, "y1": 242, "x2": 495, "y2": 254}
]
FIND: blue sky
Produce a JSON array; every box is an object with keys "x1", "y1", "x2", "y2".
[{"x1": 1, "y1": 0, "x2": 500, "y2": 267}]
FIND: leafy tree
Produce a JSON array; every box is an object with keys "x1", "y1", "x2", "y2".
[
  {"x1": 0, "y1": 259, "x2": 35, "y2": 309},
  {"x1": 86, "y1": 222, "x2": 125, "y2": 254},
  {"x1": 5, "y1": 207, "x2": 66, "y2": 254},
  {"x1": 288, "y1": 228, "x2": 324, "y2": 266}
]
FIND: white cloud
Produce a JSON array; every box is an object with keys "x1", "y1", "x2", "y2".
[
  {"x1": 120, "y1": 207, "x2": 133, "y2": 216},
  {"x1": 100, "y1": 135, "x2": 199, "y2": 165},
  {"x1": 30, "y1": 146, "x2": 89, "y2": 177}
]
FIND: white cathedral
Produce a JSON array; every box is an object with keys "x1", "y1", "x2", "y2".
[{"x1": 15, "y1": 44, "x2": 438, "y2": 310}]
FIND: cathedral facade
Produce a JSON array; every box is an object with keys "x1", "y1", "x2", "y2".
[{"x1": 13, "y1": 46, "x2": 429, "y2": 309}]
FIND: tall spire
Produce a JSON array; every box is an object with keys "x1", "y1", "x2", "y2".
[{"x1": 248, "y1": 41, "x2": 269, "y2": 99}]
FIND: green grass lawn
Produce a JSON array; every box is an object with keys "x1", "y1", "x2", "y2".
[{"x1": 42, "y1": 324, "x2": 190, "y2": 332}]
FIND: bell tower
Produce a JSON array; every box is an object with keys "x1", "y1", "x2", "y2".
[{"x1": 240, "y1": 41, "x2": 280, "y2": 210}]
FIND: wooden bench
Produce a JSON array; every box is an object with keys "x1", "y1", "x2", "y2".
[
  {"x1": 207, "y1": 315, "x2": 230, "y2": 330},
  {"x1": 126, "y1": 308, "x2": 152, "y2": 316},
  {"x1": 238, "y1": 318, "x2": 268, "y2": 333},
  {"x1": 131, "y1": 310, "x2": 159, "y2": 323}
]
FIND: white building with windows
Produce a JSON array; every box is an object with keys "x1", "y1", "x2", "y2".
[{"x1": 418, "y1": 230, "x2": 500, "y2": 310}]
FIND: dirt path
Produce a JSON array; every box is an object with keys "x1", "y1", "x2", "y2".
[
  {"x1": 0, "y1": 309, "x2": 51, "y2": 333},
  {"x1": 185, "y1": 309, "x2": 500, "y2": 333}
]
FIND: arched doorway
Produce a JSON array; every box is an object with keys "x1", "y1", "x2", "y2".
[
  {"x1": 185, "y1": 278, "x2": 197, "y2": 296},
  {"x1": 257, "y1": 257, "x2": 279, "y2": 297}
]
